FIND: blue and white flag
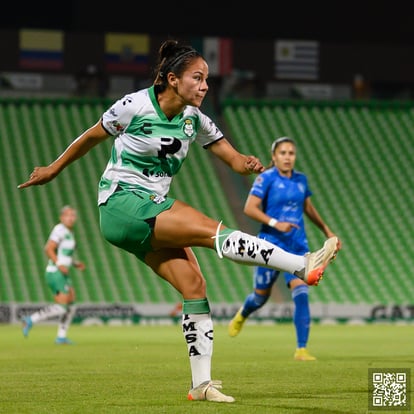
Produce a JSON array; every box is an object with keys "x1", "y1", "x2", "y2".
[{"x1": 275, "y1": 40, "x2": 319, "y2": 80}]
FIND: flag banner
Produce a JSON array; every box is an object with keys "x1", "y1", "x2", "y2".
[
  {"x1": 105, "y1": 33, "x2": 149, "y2": 74},
  {"x1": 275, "y1": 40, "x2": 319, "y2": 80},
  {"x1": 19, "y1": 29, "x2": 64, "y2": 70},
  {"x1": 191, "y1": 37, "x2": 233, "y2": 76}
]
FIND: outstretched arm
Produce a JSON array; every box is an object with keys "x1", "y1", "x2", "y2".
[
  {"x1": 208, "y1": 138, "x2": 265, "y2": 175},
  {"x1": 18, "y1": 121, "x2": 110, "y2": 189}
]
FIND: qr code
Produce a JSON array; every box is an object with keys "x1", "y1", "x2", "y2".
[{"x1": 369, "y1": 368, "x2": 411, "y2": 411}]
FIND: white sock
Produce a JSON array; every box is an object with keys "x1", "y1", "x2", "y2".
[
  {"x1": 182, "y1": 313, "x2": 213, "y2": 388},
  {"x1": 216, "y1": 229, "x2": 305, "y2": 276},
  {"x1": 57, "y1": 305, "x2": 76, "y2": 338},
  {"x1": 30, "y1": 304, "x2": 66, "y2": 323}
]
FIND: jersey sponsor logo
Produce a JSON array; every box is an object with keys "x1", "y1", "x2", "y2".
[
  {"x1": 149, "y1": 194, "x2": 166, "y2": 204},
  {"x1": 121, "y1": 97, "x2": 132, "y2": 106},
  {"x1": 142, "y1": 168, "x2": 172, "y2": 178},
  {"x1": 140, "y1": 122, "x2": 152, "y2": 134},
  {"x1": 110, "y1": 120, "x2": 124, "y2": 132},
  {"x1": 140, "y1": 137, "x2": 182, "y2": 179},
  {"x1": 254, "y1": 175, "x2": 264, "y2": 185},
  {"x1": 159, "y1": 137, "x2": 181, "y2": 158}
]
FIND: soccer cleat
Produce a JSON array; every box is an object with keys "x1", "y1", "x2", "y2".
[
  {"x1": 228, "y1": 308, "x2": 246, "y2": 337},
  {"x1": 55, "y1": 337, "x2": 74, "y2": 345},
  {"x1": 294, "y1": 347, "x2": 316, "y2": 361},
  {"x1": 304, "y1": 236, "x2": 339, "y2": 285},
  {"x1": 22, "y1": 316, "x2": 33, "y2": 337},
  {"x1": 188, "y1": 380, "x2": 235, "y2": 403}
]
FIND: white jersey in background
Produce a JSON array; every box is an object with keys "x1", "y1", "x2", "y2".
[
  {"x1": 99, "y1": 85, "x2": 224, "y2": 204},
  {"x1": 46, "y1": 223, "x2": 76, "y2": 272}
]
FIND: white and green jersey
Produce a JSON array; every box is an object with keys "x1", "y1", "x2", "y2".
[
  {"x1": 99, "y1": 85, "x2": 223, "y2": 204},
  {"x1": 46, "y1": 223, "x2": 76, "y2": 272}
]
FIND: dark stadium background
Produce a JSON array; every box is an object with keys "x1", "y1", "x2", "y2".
[
  {"x1": 1, "y1": 1, "x2": 413, "y2": 43},
  {"x1": 2, "y1": 1, "x2": 414, "y2": 99}
]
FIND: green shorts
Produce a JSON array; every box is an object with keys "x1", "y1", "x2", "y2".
[
  {"x1": 45, "y1": 271, "x2": 72, "y2": 295},
  {"x1": 99, "y1": 188, "x2": 175, "y2": 262}
]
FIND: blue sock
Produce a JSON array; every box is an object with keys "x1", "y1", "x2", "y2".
[
  {"x1": 241, "y1": 292, "x2": 269, "y2": 318},
  {"x1": 292, "y1": 285, "x2": 310, "y2": 348}
]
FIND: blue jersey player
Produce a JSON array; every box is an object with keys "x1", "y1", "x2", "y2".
[{"x1": 229, "y1": 137, "x2": 341, "y2": 361}]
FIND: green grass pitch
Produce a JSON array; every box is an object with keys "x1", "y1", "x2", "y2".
[{"x1": 0, "y1": 323, "x2": 413, "y2": 413}]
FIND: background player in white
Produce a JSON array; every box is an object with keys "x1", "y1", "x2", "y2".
[
  {"x1": 229, "y1": 137, "x2": 342, "y2": 360},
  {"x1": 22, "y1": 205, "x2": 86, "y2": 344},
  {"x1": 19, "y1": 40, "x2": 338, "y2": 403}
]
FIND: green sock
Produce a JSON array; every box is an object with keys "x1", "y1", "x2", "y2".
[{"x1": 183, "y1": 298, "x2": 210, "y2": 314}]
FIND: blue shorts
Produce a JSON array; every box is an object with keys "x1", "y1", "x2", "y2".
[
  {"x1": 254, "y1": 233, "x2": 308, "y2": 289},
  {"x1": 253, "y1": 267, "x2": 299, "y2": 289}
]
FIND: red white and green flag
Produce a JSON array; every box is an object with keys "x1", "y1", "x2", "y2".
[{"x1": 191, "y1": 37, "x2": 233, "y2": 76}]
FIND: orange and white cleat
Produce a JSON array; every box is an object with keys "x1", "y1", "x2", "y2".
[{"x1": 304, "y1": 236, "x2": 339, "y2": 286}]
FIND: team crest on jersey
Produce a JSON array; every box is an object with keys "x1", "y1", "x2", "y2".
[{"x1": 183, "y1": 118, "x2": 194, "y2": 137}]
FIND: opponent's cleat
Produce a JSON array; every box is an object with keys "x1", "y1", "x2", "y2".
[
  {"x1": 294, "y1": 347, "x2": 316, "y2": 361},
  {"x1": 228, "y1": 308, "x2": 246, "y2": 337},
  {"x1": 55, "y1": 337, "x2": 74, "y2": 345},
  {"x1": 22, "y1": 316, "x2": 33, "y2": 337},
  {"x1": 188, "y1": 380, "x2": 235, "y2": 403},
  {"x1": 304, "y1": 236, "x2": 339, "y2": 285}
]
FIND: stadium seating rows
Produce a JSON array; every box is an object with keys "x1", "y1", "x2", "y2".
[{"x1": 1, "y1": 97, "x2": 413, "y2": 305}]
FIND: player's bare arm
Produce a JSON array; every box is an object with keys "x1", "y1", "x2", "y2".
[
  {"x1": 208, "y1": 138, "x2": 264, "y2": 175},
  {"x1": 18, "y1": 121, "x2": 110, "y2": 189}
]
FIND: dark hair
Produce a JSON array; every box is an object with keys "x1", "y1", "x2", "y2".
[
  {"x1": 266, "y1": 136, "x2": 296, "y2": 169},
  {"x1": 153, "y1": 39, "x2": 201, "y2": 91},
  {"x1": 271, "y1": 136, "x2": 296, "y2": 153}
]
